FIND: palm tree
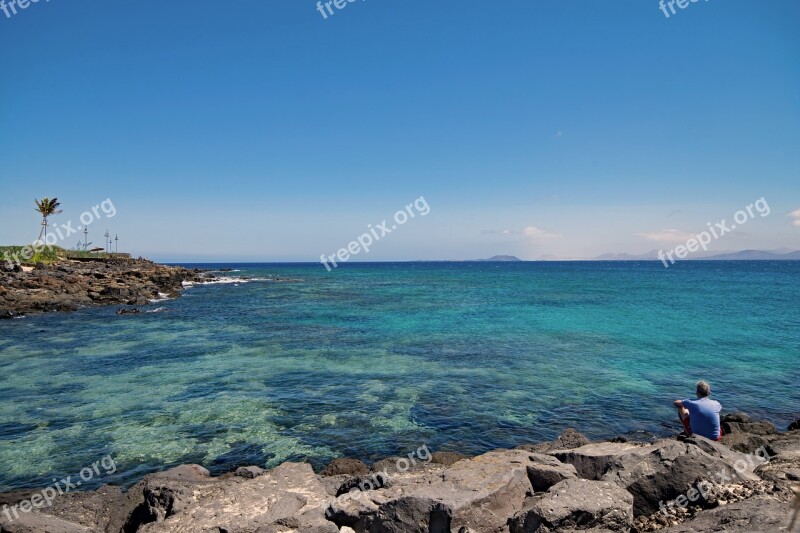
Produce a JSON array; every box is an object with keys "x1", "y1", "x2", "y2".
[{"x1": 34, "y1": 197, "x2": 63, "y2": 244}]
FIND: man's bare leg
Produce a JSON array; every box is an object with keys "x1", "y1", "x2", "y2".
[{"x1": 677, "y1": 406, "x2": 691, "y2": 435}]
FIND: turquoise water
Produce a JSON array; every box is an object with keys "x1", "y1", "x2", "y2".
[{"x1": 0, "y1": 261, "x2": 798, "y2": 492}]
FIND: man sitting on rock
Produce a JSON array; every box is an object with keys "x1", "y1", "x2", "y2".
[{"x1": 674, "y1": 380, "x2": 722, "y2": 441}]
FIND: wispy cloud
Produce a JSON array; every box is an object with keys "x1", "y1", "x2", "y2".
[
  {"x1": 484, "y1": 226, "x2": 561, "y2": 239},
  {"x1": 635, "y1": 229, "x2": 695, "y2": 242},
  {"x1": 789, "y1": 208, "x2": 800, "y2": 227},
  {"x1": 522, "y1": 226, "x2": 561, "y2": 239}
]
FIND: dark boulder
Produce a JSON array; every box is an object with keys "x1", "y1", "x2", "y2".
[
  {"x1": 516, "y1": 428, "x2": 591, "y2": 454},
  {"x1": 552, "y1": 428, "x2": 591, "y2": 450},
  {"x1": 321, "y1": 458, "x2": 369, "y2": 477},
  {"x1": 721, "y1": 413, "x2": 777, "y2": 436},
  {"x1": 118, "y1": 462, "x2": 336, "y2": 532},
  {"x1": 509, "y1": 478, "x2": 634, "y2": 532},
  {"x1": 328, "y1": 450, "x2": 534, "y2": 533},
  {"x1": 660, "y1": 495, "x2": 793, "y2": 532},
  {"x1": 234, "y1": 465, "x2": 265, "y2": 479},
  {"x1": 430, "y1": 451, "x2": 469, "y2": 466},
  {"x1": 554, "y1": 438, "x2": 764, "y2": 516}
]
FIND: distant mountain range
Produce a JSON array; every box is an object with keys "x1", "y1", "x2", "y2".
[
  {"x1": 591, "y1": 249, "x2": 800, "y2": 261},
  {"x1": 452, "y1": 250, "x2": 800, "y2": 262},
  {"x1": 701, "y1": 249, "x2": 800, "y2": 260}
]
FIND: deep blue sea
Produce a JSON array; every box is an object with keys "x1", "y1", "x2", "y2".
[{"x1": 0, "y1": 261, "x2": 798, "y2": 492}]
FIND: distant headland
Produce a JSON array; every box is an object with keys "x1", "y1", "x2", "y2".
[{"x1": 0, "y1": 249, "x2": 213, "y2": 319}]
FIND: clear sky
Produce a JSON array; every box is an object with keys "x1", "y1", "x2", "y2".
[{"x1": 1, "y1": 0, "x2": 798, "y2": 261}]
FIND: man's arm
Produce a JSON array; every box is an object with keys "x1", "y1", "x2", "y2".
[{"x1": 674, "y1": 400, "x2": 684, "y2": 408}]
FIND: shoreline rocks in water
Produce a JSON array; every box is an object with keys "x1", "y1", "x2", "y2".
[
  {"x1": 0, "y1": 414, "x2": 797, "y2": 532},
  {"x1": 0, "y1": 258, "x2": 214, "y2": 319}
]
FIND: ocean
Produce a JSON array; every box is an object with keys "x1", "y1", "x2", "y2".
[{"x1": 0, "y1": 261, "x2": 798, "y2": 492}]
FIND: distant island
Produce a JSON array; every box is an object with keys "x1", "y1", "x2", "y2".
[{"x1": 475, "y1": 255, "x2": 522, "y2": 262}]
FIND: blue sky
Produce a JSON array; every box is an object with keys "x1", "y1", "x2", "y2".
[{"x1": 1, "y1": 0, "x2": 798, "y2": 261}]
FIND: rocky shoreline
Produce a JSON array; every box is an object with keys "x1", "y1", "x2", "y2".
[
  {"x1": 0, "y1": 259, "x2": 214, "y2": 319},
  {"x1": 0, "y1": 414, "x2": 797, "y2": 532}
]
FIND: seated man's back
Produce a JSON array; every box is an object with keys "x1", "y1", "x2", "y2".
[{"x1": 682, "y1": 396, "x2": 722, "y2": 440}]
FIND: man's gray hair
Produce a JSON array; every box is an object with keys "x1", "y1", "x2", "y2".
[{"x1": 696, "y1": 380, "x2": 711, "y2": 398}]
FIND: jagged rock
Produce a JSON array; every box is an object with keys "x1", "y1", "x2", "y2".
[
  {"x1": 555, "y1": 438, "x2": 764, "y2": 516},
  {"x1": 516, "y1": 429, "x2": 591, "y2": 454},
  {"x1": 371, "y1": 457, "x2": 411, "y2": 475},
  {"x1": 320, "y1": 474, "x2": 352, "y2": 497},
  {"x1": 718, "y1": 414, "x2": 777, "y2": 452},
  {"x1": 430, "y1": 451, "x2": 469, "y2": 466},
  {"x1": 551, "y1": 441, "x2": 645, "y2": 480},
  {"x1": 552, "y1": 429, "x2": 591, "y2": 450},
  {"x1": 322, "y1": 458, "x2": 369, "y2": 477},
  {"x1": 526, "y1": 453, "x2": 578, "y2": 492},
  {"x1": 371, "y1": 454, "x2": 432, "y2": 475},
  {"x1": 0, "y1": 485, "x2": 126, "y2": 533},
  {"x1": 721, "y1": 412, "x2": 750, "y2": 424},
  {"x1": 2, "y1": 425, "x2": 797, "y2": 533},
  {"x1": 111, "y1": 464, "x2": 215, "y2": 531},
  {"x1": 515, "y1": 443, "x2": 552, "y2": 454},
  {"x1": 0, "y1": 512, "x2": 93, "y2": 532},
  {"x1": 0, "y1": 259, "x2": 214, "y2": 318},
  {"x1": 660, "y1": 495, "x2": 792, "y2": 532},
  {"x1": 122, "y1": 462, "x2": 337, "y2": 532},
  {"x1": 38, "y1": 485, "x2": 126, "y2": 532},
  {"x1": 336, "y1": 471, "x2": 392, "y2": 496},
  {"x1": 721, "y1": 431, "x2": 770, "y2": 454},
  {"x1": 753, "y1": 429, "x2": 800, "y2": 491},
  {"x1": 724, "y1": 418, "x2": 776, "y2": 436},
  {"x1": 328, "y1": 449, "x2": 535, "y2": 533},
  {"x1": 615, "y1": 438, "x2": 765, "y2": 516},
  {"x1": 233, "y1": 465, "x2": 265, "y2": 479},
  {"x1": 509, "y1": 478, "x2": 634, "y2": 532}
]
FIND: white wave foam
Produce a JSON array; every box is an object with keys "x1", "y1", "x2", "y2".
[{"x1": 182, "y1": 276, "x2": 273, "y2": 287}]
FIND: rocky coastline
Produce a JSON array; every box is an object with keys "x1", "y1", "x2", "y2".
[
  {"x1": 0, "y1": 414, "x2": 797, "y2": 532},
  {"x1": 0, "y1": 259, "x2": 214, "y2": 319}
]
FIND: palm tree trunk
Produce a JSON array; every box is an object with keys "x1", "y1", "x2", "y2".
[{"x1": 37, "y1": 218, "x2": 46, "y2": 243}]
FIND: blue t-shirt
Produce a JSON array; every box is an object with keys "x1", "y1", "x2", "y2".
[{"x1": 683, "y1": 397, "x2": 722, "y2": 440}]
